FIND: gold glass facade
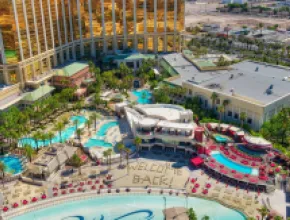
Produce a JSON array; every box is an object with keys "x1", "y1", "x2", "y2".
[{"x1": 0, "y1": 0, "x2": 184, "y2": 85}]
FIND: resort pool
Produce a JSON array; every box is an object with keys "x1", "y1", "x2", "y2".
[
  {"x1": 84, "y1": 121, "x2": 118, "y2": 149},
  {"x1": 211, "y1": 152, "x2": 258, "y2": 175},
  {"x1": 96, "y1": 121, "x2": 119, "y2": 137},
  {"x1": 11, "y1": 195, "x2": 246, "y2": 220},
  {"x1": 237, "y1": 144, "x2": 265, "y2": 156},
  {"x1": 132, "y1": 89, "x2": 152, "y2": 104},
  {"x1": 19, "y1": 115, "x2": 87, "y2": 149},
  {"x1": 0, "y1": 155, "x2": 23, "y2": 175},
  {"x1": 84, "y1": 139, "x2": 113, "y2": 148},
  {"x1": 214, "y1": 135, "x2": 229, "y2": 143}
]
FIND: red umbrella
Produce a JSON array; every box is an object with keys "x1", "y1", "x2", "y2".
[
  {"x1": 68, "y1": 183, "x2": 73, "y2": 188},
  {"x1": 22, "y1": 200, "x2": 28, "y2": 205},
  {"x1": 70, "y1": 189, "x2": 75, "y2": 193},
  {"x1": 231, "y1": 170, "x2": 237, "y2": 174},
  {"x1": 202, "y1": 189, "x2": 208, "y2": 194},
  {"x1": 62, "y1": 190, "x2": 66, "y2": 195},
  {"x1": 78, "y1": 187, "x2": 83, "y2": 192},
  {"x1": 95, "y1": 179, "x2": 100, "y2": 184},
  {"x1": 208, "y1": 163, "x2": 216, "y2": 168},
  {"x1": 80, "y1": 182, "x2": 84, "y2": 186},
  {"x1": 275, "y1": 167, "x2": 281, "y2": 173},
  {"x1": 194, "y1": 183, "x2": 200, "y2": 188},
  {"x1": 108, "y1": 184, "x2": 112, "y2": 188},
  {"x1": 206, "y1": 183, "x2": 211, "y2": 188},
  {"x1": 3, "y1": 206, "x2": 9, "y2": 212},
  {"x1": 91, "y1": 185, "x2": 96, "y2": 190},
  {"x1": 41, "y1": 194, "x2": 47, "y2": 200},
  {"x1": 88, "y1": 180, "x2": 92, "y2": 185},
  {"x1": 268, "y1": 169, "x2": 274, "y2": 175},
  {"x1": 191, "y1": 188, "x2": 197, "y2": 193},
  {"x1": 13, "y1": 203, "x2": 19, "y2": 208},
  {"x1": 234, "y1": 173, "x2": 244, "y2": 179},
  {"x1": 245, "y1": 174, "x2": 250, "y2": 178},
  {"x1": 248, "y1": 177, "x2": 259, "y2": 183},
  {"x1": 191, "y1": 178, "x2": 196, "y2": 183},
  {"x1": 220, "y1": 169, "x2": 228, "y2": 175},
  {"x1": 219, "y1": 165, "x2": 224, "y2": 169},
  {"x1": 31, "y1": 197, "x2": 38, "y2": 202},
  {"x1": 270, "y1": 162, "x2": 276, "y2": 167},
  {"x1": 53, "y1": 192, "x2": 58, "y2": 197}
]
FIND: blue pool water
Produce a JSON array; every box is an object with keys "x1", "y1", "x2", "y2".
[
  {"x1": 96, "y1": 121, "x2": 119, "y2": 137},
  {"x1": 11, "y1": 195, "x2": 245, "y2": 220},
  {"x1": 132, "y1": 89, "x2": 152, "y2": 104},
  {"x1": 214, "y1": 135, "x2": 229, "y2": 143},
  {"x1": 84, "y1": 139, "x2": 113, "y2": 148},
  {"x1": 211, "y1": 152, "x2": 258, "y2": 175},
  {"x1": 84, "y1": 121, "x2": 118, "y2": 149},
  {"x1": 19, "y1": 115, "x2": 87, "y2": 149},
  {"x1": 237, "y1": 144, "x2": 265, "y2": 156},
  {"x1": 0, "y1": 156, "x2": 23, "y2": 174}
]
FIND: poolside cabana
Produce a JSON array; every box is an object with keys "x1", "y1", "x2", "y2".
[
  {"x1": 190, "y1": 157, "x2": 204, "y2": 167},
  {"x1": 156, "y1": 121, "x2": 195, "y2": 137},
  {"x1": 228, "y1": 126, "x2": 241, "y2": 136}
]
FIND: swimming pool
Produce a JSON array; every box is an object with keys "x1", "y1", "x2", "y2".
[
  {"x1": 0, "y1": 155, "x2": 23, "y2": 175},
  {"x1": 84, "y1": 139, "x2": 113, "y2": 148},
  {"x1": 11, "y1": 195, "x2": 245, "y2": 220},
  {"x1": 132, "y1": 89, "x2": 152, "y2": 104},
  {"x1": 211, "y1": 151, "x2": 258, "y2": 175},
  {"x1": 237, "y1": 144, "x2": 265, "y2": 156},
  {"x1": 84, "y1": 121, "x2": 118, "y2": 149},
  {"x1": 96, "y1": 121, "x2": 119, "y2": 137},
  {"x1": 19, "y1": 115, "x2": 87, "y2": 149},
  {"x1": 214, "y1": 134, "x2": 229, "y2": 143}
]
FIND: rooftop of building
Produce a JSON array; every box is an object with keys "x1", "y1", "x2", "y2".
[
  {"x1": 163, "y1": 53, "x2": 290, "y2": 105},
  {"x1": 103, "y1": 52, "x2": 155, "y2": 63},
  {"x1": 54, "y1": 62, "x2": 88, "y2": 77},
  {"x1": 22, "y1": 85, "x2": 55, "y2": 102}
]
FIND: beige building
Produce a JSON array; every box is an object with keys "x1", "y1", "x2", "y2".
[{"x1": 161, "y1": 53, "x2": 290, "y2": 130}]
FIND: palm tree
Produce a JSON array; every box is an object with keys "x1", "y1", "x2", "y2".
[
  {"x1": 222, "y1": 99, "x2": 230, "y2": 119},
  {"x1": 210, "y1": 92, "x2": 218, "y2": 111},
  {"x1": 73, "y1": 119, "x2": 79, "y2": 131},
  {"x1": 62, "y1": 116, "x2": 69, "y2": 125},
  {"x1": 85, "y1": 119, "x2": 92, "y2": 133},
  {"x1": 32, "y1": 130, "x2": 42, "y2": 151},
  {"x1": 90, "y1": 112, "x2": 101, "y2": 131},
  {"x1": 117, "y1": 143, "x2": 125, "y2": 166},
  {"x1": 217, "y1": 105, "x2": 224, "y2": 131},
  {"x1": 23, "y1": 144, "x2": 35, "y2": 162},
  {"x1": 273, "y1": 216, "x2": 283, "y2": 220},
  {"x1": 103, "y1": 150, "x2": 109, "y2": 169},
  {"x1": 240, "y1": 112, "x2": 247, "y2": 128},
  {"x1": 124, "y1": 148, "x2": 131, "y2": 174},
  {"x1": 76, "y1": 128, "x2": 83, "y2": 141},
  {"x1": 134, "y1": 137, "x2": 142, "y2": 152},
  {"x1": 187, "y1": 208, "x2": 197, "y2": 220},
  {"x1": 107, "y1": 148, "x2": 113, "y2": 171},
  {"x1": 54, "y1": 121, "x2": 65, "y2": 143},
  {"x1": 258, "y1": 206, "x2": 269, "y2": 220},
  {"x1": 71, "y1": 154, "x2": 82, "y2": 175},
  {"x1": 40, "y1": 133, "x2": 48, "y2": 147},
  {"x1": 0, "y1": 162, "x2": 6, "y2": 188},
  {"x1": 47, "y1": 131, "x2": 54, "y2": 145}
]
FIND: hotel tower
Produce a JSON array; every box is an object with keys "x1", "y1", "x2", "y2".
[{"x1": 0, "y1": 0, "x2": 184, "y2": 88}]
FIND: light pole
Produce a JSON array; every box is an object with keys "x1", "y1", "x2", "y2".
[{"x1": 185, "y1": 193, "x2": 189, "y2": 209}]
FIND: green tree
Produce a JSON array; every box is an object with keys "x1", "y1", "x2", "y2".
[
  {"x1": 187, "y1": 208, "x2": 197, "y2": 220},
  {"x1": 274, "y1": 216, "x2": 283, "y2": 220},
  {"x1": 222, "y1": 99, "x2": 230, "y2": 119},
  {"x1": 70, "y1": 154, "x2": 82, "y2": 175},
  {"x1": 76, "y1": 128, "x2": 83, "y2": 141},
  {"x1": 90, "y1": 112, "x2": 101, "y2": 131},
  {"x1": 85, "y1": 119, "x2": 92, "y2": 133},
  {"x1": 124, "y1": 147, "x2": 131, "y2": 174},
  {"x1": 54, "y1": 121, "x2": 65, "y2": 143},
  {"x1": 23, "y1": 144, "x2": 35, "y2": 162},
  {"x1": 258, "y1": 206, "x2": 269, "y2": 220},
  {"x1": 201, "y1": 216, "x2": 210, "y2": 220},
  {"x1": 0, "y1": 161, "x2": 6, "y2": 188},
  {"x1": 210, "y1": 92, "x2": 218, "y2": 111},
  {"x1": 103, "y1": 150, "x2": 110, "y2": 169},
  {"x1": 117, "y1": 143, "x2": 125, "y2": 166},
  {"x1": 32, "y1": 130, "x2": 42, "y2": 151},
  {"x1": 47, "y1": 131, "x2": 54, "y2": 145},
  {"x1": 134, "y1": 137, "x2": 142, "y2": 152},
  {"x1": 217, "y1": 105, "x2": 224, "y2": 130},
  {"x1": 240, "y1": 112, "x2": 247, "y2": 128}
]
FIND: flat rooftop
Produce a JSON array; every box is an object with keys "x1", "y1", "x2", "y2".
[
  {"x1": 163, "y1": 53, "x2": 290, "y2": 105},
  {"x1": 54, "y1": 62, "x2": 88, "y2": 77}
]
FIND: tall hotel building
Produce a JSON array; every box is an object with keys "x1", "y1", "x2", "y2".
[{"x1": 0, "y1": 0, "x2": 184, "y2": 89}]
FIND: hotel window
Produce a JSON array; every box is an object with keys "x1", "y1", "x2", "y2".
[
  {"x1": 247, "y1": 118, "x2": 252, "y2": 124},
  {"x1": 228, "y1": 111, "x2": 232, "y2": 117},
  {"x1": 234, "y1": 113, "x2": 239, "y2": 119}
]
